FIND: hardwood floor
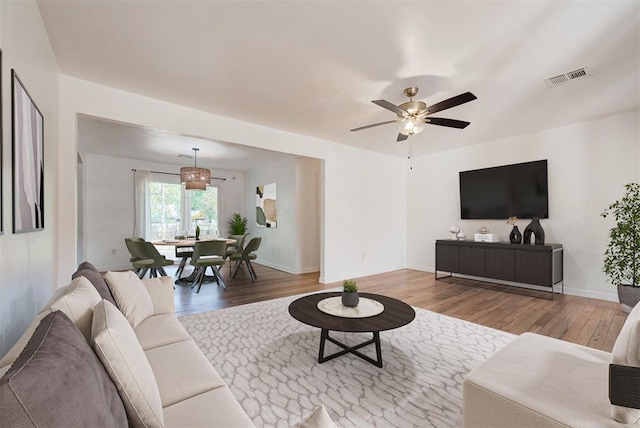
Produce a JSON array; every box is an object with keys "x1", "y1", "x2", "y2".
[{"x1": 171, "y1": 263, "x2": 626, "y2": 352}]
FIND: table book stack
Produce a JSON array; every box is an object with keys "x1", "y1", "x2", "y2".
[{"x1": 474, "y1": 233, "x2": 501, "y2": 243}]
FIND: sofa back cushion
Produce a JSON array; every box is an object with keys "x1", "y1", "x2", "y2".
[
  {"x1": 40, "y1": 275, "x2": 102, "y2": 343},
  {"x1": 0, "y1": 311, "x2": 127, "y2": 427},
  {"x1": 104, "y1": 270, "x2": 154, "y2": 328},
  {"x1": 611, "y1": 301, "x2": 640, "y2": 423},
  {"x1": 73, "y1": 261, "x2": 118, "y2": 307},
  {"x1": 0, "y1": 276, "x2": 101, "y2": 369},
  {"x1": 92, "y1": 299, "x2": 164, "y2": 428}
]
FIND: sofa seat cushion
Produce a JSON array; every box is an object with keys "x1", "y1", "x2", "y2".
[
  {"x1": 0, "y1": 311, "x2": 127, "y2": 427},
  {"x1": 145, "y1": 340, "x2": 227, "y2": 407},
  {"x1": 135, "y1": 314, "x2": 192, "y2": 350},
  {"x1": 163, "y1": 387, "x2": 254, "y2": 428},
  {"x1": 463, "y1": 332, "x2": 616, "y2": 428}
]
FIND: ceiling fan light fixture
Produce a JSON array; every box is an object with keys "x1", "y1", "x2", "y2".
[
  {"x1": 180, "y1": 147, "x2": 211, "y2": 190},
  {"x1": 399, "y1": 117, "x2": 424, "y2": 136}
]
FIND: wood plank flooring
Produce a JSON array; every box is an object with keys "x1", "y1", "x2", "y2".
[{"x1": 171, "y1": 263, "x2": 626, "y2": 352}]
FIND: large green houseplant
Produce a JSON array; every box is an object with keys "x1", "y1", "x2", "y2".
[
  {"x1": 227, "y1": 213, "x2": 248, "y2": 235},
  {"x1": 601, "y1": 182, "x2": 640, "y2": 310}
]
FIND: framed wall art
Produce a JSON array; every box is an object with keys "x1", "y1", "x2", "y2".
[
  {"x1": 256, "y1": 182, "x2": 277, "y2": 228},
  {"x1": 12, "y1": 70, "x2": 44, "y2": 233},
  {"x1": 0, "y1": 49, "x2": 3, "y2": 235}
]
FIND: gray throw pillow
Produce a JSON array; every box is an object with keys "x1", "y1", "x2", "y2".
[
  {"x1": 0, "y1": 311, "x2": 127, "y2": 427},
  {"x1": 72, "y1": 261, "x2": 118, "y2": 307}
]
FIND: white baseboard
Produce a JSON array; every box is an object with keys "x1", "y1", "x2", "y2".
[
  {"x1": 562, "y1": 287, "x2": 618, "y2": 302},
  {"x1": 321, "y1": 265, "x2": 405, "y2": 285},
  {"x1": 253, "y1": 260, "x2": 320, "y2": 275},
  {"x1": 408, "y1": 264, "x2": 618, "y2": 302}
]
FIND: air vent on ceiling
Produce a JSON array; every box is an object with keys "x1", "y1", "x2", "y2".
[
  {"x1": 544, "y1": 67, "x2": 590, "y2": 88},
  {"x1": 177, "y1": 154, "x2": 194, "y2": 159}
]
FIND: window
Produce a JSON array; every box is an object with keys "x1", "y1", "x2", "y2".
[
  {"x1": 150, "y1": 182, "x2": 182, "y2": 240},
  {"x1": 149, "y1": 178, "x2": 220, "y2": 240},
  {"x1": 189, "y1": 186, "x2": 219, "y2": 238}
]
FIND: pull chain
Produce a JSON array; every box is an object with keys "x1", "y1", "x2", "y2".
[{"x1": 408, "y1": 134, "x2": 413, "y2": 170}]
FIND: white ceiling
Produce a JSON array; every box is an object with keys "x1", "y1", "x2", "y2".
[
  {"x1": 39, "y1": 0, "x2": 640, "y2": 161},
  {"x1": 77, "y1": 115, "x2": 292, "y2": 171}
]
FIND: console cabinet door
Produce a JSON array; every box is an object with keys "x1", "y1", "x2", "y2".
[
  {"x1": 459, "y1": 246, "x2": 485, "y2": 277},
  {"x1": 485, "y1": 249, "x2": 515, "y2": 281},
  {"x1": 515, "y1": 251, "x2": 552, "y2": 286},
  {"x1": 436, "y1": 243, "x2": 459, "y2": 273}
]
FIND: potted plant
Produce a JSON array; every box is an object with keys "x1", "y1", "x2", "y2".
[
  {"x1": 601, "y1": 182, "x2": 640, "y2": 311},
  {"x1": 228, "y1": 213, "x2": 248, "y2": 235},
  {"x1": 342, "y1": 279, "x2": 359, "y2": 307}
]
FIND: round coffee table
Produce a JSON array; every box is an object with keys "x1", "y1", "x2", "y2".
[{"x1": 288, "y1": 292, "x2": 415, "y2": 368}]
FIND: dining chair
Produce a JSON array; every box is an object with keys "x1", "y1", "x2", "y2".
[
  {"x1": 174, "y1": 245, "x2": 194, "y2": 279},
  {"x1": 130, "y1": 240, "x2": 174, "y2": 278},
  {"x1": 226, "y1": 234, "x2": 248, "y2": 261},
  {"x1": 229, "y1": 237, "x2": 262, "y2": 282},
  {"x1": 190, "y1": 240, "x2": 228, "y2": 292}
]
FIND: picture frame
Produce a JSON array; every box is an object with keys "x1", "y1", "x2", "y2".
[
  {"x1": 0, "y1": 49, "x2": 3, "y2": 235},
  {"x1": 12, "y1": 70, "x2": 44, "y2": 233},
  {"x1": 256, "y1": 182, "x2": 277, "y2": 228}
]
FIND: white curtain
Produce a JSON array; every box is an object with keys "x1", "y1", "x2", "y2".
[
  {"x1": 180, "y1": 189, "x2": 191, "y2": 236},
  {"x1": 133, "y1": 170, "x2": 151, "y2": 239}
]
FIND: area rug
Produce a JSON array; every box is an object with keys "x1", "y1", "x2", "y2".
[{"x1": 179, "y1": 293, "x2": 515, "y2": 428}]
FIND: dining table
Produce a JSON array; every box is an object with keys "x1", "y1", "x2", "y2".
[{"x1": 153, "y1": 238, "x2": 236, "y2": 286}]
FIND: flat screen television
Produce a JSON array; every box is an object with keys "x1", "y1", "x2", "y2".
[{"x1": 459, "y1": 160, "x2": 548, "y2": 219}]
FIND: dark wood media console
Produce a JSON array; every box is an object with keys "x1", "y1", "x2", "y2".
[{"x1": 435, "y1": 240, "x2": 563, "y2": 298}]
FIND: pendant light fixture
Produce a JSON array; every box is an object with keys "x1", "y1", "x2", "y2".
[{"x1": 180, "y1": 148, "x2": 211, "y2": 190}]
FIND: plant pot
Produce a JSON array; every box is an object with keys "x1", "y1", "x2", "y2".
[
  {"x1": 617, "y1": 284, "x2": 640, "y2": 313},
  {"x1": 342, "y1": 292, "x2": 359, "y2": 307}
]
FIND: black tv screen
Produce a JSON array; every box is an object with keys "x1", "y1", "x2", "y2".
[{"x1": 459, "y1": 160, "x2": 548, "y2": 219}]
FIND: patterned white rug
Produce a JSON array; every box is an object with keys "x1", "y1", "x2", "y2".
[{"x1": 179, "y1": 293, "x2": 515, "y2": 428}]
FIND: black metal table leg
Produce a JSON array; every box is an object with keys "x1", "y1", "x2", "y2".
[{"x1": 317, "y1": 329, "x2": 383, "y2": 368}]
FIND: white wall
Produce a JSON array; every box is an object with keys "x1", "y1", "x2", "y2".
[
  {"x1": 0, "y1": 0, "x2": 60, "y2": 356},
  {"x1": 82, "y1": 153, "x2": 245, "y2": 271},
  {"x1": 322, "y1": 143, "x2": 407, "y2": 283},
  {"x1": 58, "y1": 76, "x2": 408, "y2": 285},
  {"x1": 407, "y1": 110, "x2": 640, "y2": 301},
  {"x1": 296, "y1": 157, "x2": 321, "y2": 274},
  {"x1": 245, "y1": 157, "x2": 298, "y2": 273},
  {"x1": 244, "y1": 156, "x2": 322, "y2": 275}
]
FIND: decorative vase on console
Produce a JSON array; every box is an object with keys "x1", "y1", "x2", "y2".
[
  {"x1": 509, "y1": 226, "x2": 522, "y2": 244},
  {"x1": 506, "y1": 216, "x2": 521, "y2": 243},
  {"x1": 523, "y1": 217, "x2": 545, "y2": 245}
]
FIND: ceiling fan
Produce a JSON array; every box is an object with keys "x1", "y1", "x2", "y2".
[{"x1": 350, "y1": 87, "x2": 477, "y2": 142}]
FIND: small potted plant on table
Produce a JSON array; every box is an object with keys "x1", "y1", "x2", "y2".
[
  {"x1": 342, "y1": 279, "x2": 359, "y2": 307},
  {"x1": 602, "y1": 182, "x2": 640, "y2": 311}
]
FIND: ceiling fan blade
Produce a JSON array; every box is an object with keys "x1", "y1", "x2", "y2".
[
  {"x1": 350, "y1": 120, "x2": 397, "y2": 132},
  {"x1": 424, "y1": 117, "x2": 471, "y2": 129},
  {"x1": 372, "y1": 99, "x2": 406, "y2": 116},
  {"x1": 425, "y1": 92, "x2": 477, "y2": 115},
  {"x1": 397, "y1": 133, "x2": 408, "y2": 142}
]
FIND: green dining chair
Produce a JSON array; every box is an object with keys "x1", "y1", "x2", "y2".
[
  {"x1": 190, "y1": 240, "x2": 228, "y2": 292},
  {"x1": 128, "y1": 240, "x2": 174, "y2": 278},
  {"x1": 229, "y1": 237, "x2": 261, "y2": 282}
]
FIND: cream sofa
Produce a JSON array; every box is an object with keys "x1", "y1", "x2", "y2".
[
  {"x1": 0, "y1": 262, "x2": 254, "y2": 427},
  {"x1": 463, "y1": 301, "x2": 640, "y2": 427}
]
